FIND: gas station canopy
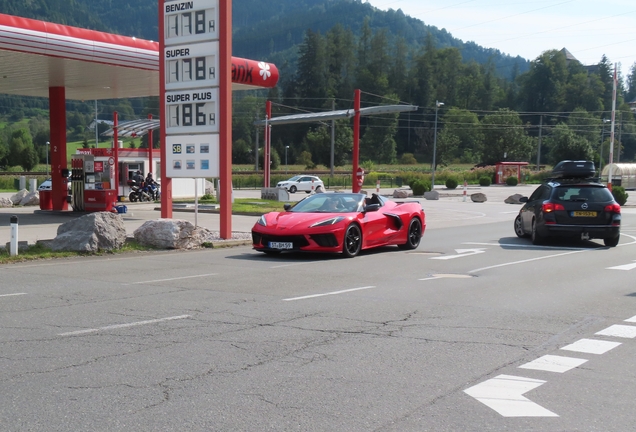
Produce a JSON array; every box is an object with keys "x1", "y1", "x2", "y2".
[{"x1": 0, "y1": 13, "x2": 279, "y2": 101}]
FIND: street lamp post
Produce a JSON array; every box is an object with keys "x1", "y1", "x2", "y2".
[
  {"x1": 46, "y1": 141, "x2": 50, "y2": 176},
  {"x1": 431, "y1": 101, "x2": 443, "y2": 189},
  {"x1": 285, "y1": 146, "x2": 289, "y2": 174}
]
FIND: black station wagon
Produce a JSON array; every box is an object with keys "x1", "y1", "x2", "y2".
[{"x1": 514, "y1": 161, "x2": 621, "y2": 247}]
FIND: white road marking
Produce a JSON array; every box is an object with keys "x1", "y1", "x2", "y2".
[
  {"x1": 464, "y1": 374, "x2": 558, "y2": 417},
  {"x1": 418, "y1": 276, "x2": 441, "y2": 281},
  {"x1": 624, "y1": 315, "x2": 636, "y2": 323},
  {"x1": 58, "y1": 315, "x2": 191, "y2": 336},
  {"x1": 595, "y1": 324, "x2": 636, "y2": 338},
  {"x1": 470, "y1": 250, "x2": 587, "y2": 273},
  {"x1": 0, "y1": 293, "x2": 27, "y2": 298},
  {"x1": 606, "y1": 261, "x2": 636, "y2": 271},
  {"x1": 431, "y1": 248, "x2": 486, "y2": 260},
  {"x1": 518, "y1": 355, "x2": 588, "y2": 373},
  {"x1": 560, "y1": 338, "x2": 621, "y2": 354},
  {"x1": 124, "y1": 273, "x2": 217, "y2": 285},
  {"x1": 283, "y1": 286, "x2": 376, "y2": 301},
  {"x1": 464, "y1": 242, "x2": 588, "y2": 251}
]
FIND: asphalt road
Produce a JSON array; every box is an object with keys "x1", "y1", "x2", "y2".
[{"x1": 1, "y1": 186, "x2": 636, "y2": 431}]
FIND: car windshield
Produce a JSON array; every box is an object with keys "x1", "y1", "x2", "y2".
[
  {"x1": 285, "y1": 176, "x2": 302, "y2": 182},
  {"x1": 554, "y1": 186, "x2": 613, "y2": 202},
  {"x1": 290, "y1": 193, "x2": 365, "y2": 213}
]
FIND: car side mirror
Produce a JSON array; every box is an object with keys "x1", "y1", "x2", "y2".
[
  {"x1": 364, "y1": 203, "x2": 381, "y2": 212},
  {"x1": 283, "y1": 204, "x2": 291, "y2": 211},
  {"x1": 519, "y1": 196, "x2": 528, "y2": 203}
]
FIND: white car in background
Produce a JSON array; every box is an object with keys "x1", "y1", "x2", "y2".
[
  {"x1": 38, "y1": 173, "x2": 72, "y2": 191},
  {"x1": 277, "y1": 175, "x2": 324, "y2": 193}
]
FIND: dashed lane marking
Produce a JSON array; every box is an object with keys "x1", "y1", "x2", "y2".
[
  {"x1": 560, "y1": 338, "x2": 622, "y2": 355},
  {"x1": 518, "y1": 355, "x2": 588, "y2": 373},
  {"x1": 595, "y1": 324, "x2": 636, "y2": 338},
  {"x1": 58, "y1": 315, "x2": 191, "y2": 336},
  {"x1": 0, "y1": 293, "x2": 27, "y2": 298},
  {"x1": 283, "y1": 286, "x2": 376, "y2": 301}
]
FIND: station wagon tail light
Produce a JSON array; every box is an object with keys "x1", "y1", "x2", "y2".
[
  {"x1": 604, "y1": 204, "x2": 621, "y2": 214},
  {"x1": 542, "y1": 202, "x2": 564, "y2": 213}
]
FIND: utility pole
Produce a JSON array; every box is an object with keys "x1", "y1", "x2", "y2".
[
  {"x1": 536, "y1": 115, "x2": 543, "y2": 171},
  {"x1": 330, "y1": 99, "x2": 335, "y2": 177}
]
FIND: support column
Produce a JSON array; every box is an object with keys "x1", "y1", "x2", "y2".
[
  {"x1": 148, "y1": 113, "x2": 153, "y2": 174},
  {"x1": 49, "y1": 87, "x2": 68, "y2": 211},
  {"x1": 219, "y1": 0, "x2": 233, "y2": 238},
  {"x1": 352, "y1": 89, "x2": 361, "y2": 193}
]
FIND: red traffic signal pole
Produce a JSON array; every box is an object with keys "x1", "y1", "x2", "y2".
[{"x1": 352, "y1": 89, "x2": 361, "y2": 193}]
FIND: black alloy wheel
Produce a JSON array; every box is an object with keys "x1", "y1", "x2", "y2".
[
  {"x1": 399, "y1": 217, "x2": 422, "y2": 250},
  {"x1": 531, "y1": 219, "x2": 544, "y2": 245},
  {"x1": 342, "y1": 224, "x2": 362, "y2": 258},
  {"x1": 128, "y1": 192, "x2": 138, "y2": 202},
  {"x1": 514, "y1": 215, "x2": 527, "y2": 238}
]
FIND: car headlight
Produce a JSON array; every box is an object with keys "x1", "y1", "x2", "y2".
[
  {"x1": 257, "y1": 215, "x2": 267, "y2": 226},
  {"x1": 311, "y1": 217, "x2": 345, "y2": 227}
]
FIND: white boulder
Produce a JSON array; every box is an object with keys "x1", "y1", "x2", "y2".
[
  {"x1": 19, "y1": 191, "x2": 40, "y2": 206},
  {"x1": 133, "y1": 219, "x2": 216, "y2": 249},
  {"x1": 51, "y1": 212, "x2": 127, "y2": 252},
  {"x1": 11, "y1": 189, "x2": 29, "y2": 205}
]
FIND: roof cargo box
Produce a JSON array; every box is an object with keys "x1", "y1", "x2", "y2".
[{"x1": 552, "y1": 160, "x2": 596, "y2": 178}]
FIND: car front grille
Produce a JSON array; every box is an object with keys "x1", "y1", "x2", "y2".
[{"x1": 310, "y1": 233, "x2": 339, "y2": 247}]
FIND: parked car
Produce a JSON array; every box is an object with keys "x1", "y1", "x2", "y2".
[
  {"x1": 276, "y1": 175, "x2": 324, "y2": 193},
  {"x1": 38, "y1": 172, "x2": 72, "y2": 191},
  {"x1": 252, "y1": 192, "x2": 425, "y2": 257},
  {"x1": 514, "y1": 161, "x2": 621, "y2": 247}
]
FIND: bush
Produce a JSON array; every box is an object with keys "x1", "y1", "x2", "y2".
[
  {"x1": 479, "y1": 176, "x2": 491, "y2": 187},
  {"x1": 399, "y1": 153, "x2": 418, "y2": 165},
  {"x1": 612, "y1": 185, "x2": 628, "y2": 206},
  {"x1": 445, "y1": 178, "x2": 458, "y2": 189},
  {"x1": 410, "y1": 180, "x2": 430, "y2": 195},
  {"x1": 506, "y1": 176, "x2": 518, "y2": 186}
]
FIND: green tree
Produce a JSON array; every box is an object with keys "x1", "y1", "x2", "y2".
[
  {"x1": 8, "y1": 128, "x2": 37, "y2": 171},
  {"x1": 546, "y1": 123, "x2": 594, "y2": 164},
  {"x1": 519, "y1": 49, "x2": 568, "y2": 113},
  {"x1": 296, "y1": 29, "x2": 328, "y2": 110},
  {"x1": 360, "y1": 111, "x2": 399, "y2": 164},
  {"x1": 479, "y1": 109, "x2": 533, "y2": 164},
  {"x1": 441, "y1": 108, "x2": 483, "y2": 162}
]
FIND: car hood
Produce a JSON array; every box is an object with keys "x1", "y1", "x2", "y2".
[{"x1": 262, "y1": 211, "x2": 352, "y2": 230}]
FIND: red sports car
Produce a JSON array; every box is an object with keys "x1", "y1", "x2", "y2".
[{"x1": 252, "y1": 192, "x2": 425, "y2": 257}]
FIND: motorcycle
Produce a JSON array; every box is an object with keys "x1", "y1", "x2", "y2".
[
  {"x1": 147, "y1": 182, "x2": 161, "y2": 201},
  {"x1": 127, "y1": 179, "x2": 152, "y2": 202}
]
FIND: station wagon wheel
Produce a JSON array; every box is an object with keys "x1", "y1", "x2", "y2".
[
  {"x1": 531, "y1": 219, "x2": 543, "y2": 245},
  {"x1": 514, "y1": 215, "x2": 527, "y2": 238},
  {"x1": 604, "y1": 235, "x2": 620, "y2": 247},
  {"x1": 399, "y1": 217, "x2": 422, "y2": 250},
  {"x1": 289, "y1": 185, "x2": 297, "y2": 193},
  {"x1": 342, "y1": 224, "x2": 362, "y2": 258}
]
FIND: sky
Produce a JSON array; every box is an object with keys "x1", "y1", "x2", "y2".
[{"x1": 366, "y1": 0, "x2": 636, "y2": 72}]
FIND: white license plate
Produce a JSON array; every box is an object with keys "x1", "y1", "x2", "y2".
[{"x1": 269, "y1": 241, "x2": 293, "y2": 249}]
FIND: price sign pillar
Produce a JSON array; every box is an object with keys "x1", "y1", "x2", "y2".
[{"x1": 160, "y1": 0, "x2": 231, "y2": 237}]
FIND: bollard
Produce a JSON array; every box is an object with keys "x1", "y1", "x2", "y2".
[
  {"x1": 376, "y1": 180, "x2": 380, "y2": 194},
  {"x1": 463, "y1": 180, "x2": 467, "y2": 202},
  {"x1": 10, "y1": 215, "x2": 18, "y2": 257}
]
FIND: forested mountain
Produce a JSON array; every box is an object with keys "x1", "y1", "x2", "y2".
[{"x1": 1, "y1": 0, "x2": 635, "y2": 171}]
